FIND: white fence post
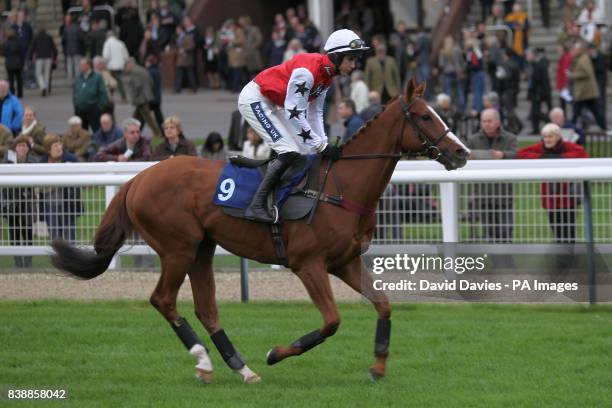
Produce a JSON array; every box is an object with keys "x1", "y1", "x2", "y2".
[
  {"x1": 439, "y1": 182, "x2": 459, "y2": 243},
  {"x1": 105, "y1": 185, "x2": 120, "y2": 269},
  {"x1": 439, "y1": 182, "x2": 459, "y2": 277}
]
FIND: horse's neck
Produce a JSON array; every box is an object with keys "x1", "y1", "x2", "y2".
[{"x1": 335, "y1": 103, "x2": 401, "y2": 209}]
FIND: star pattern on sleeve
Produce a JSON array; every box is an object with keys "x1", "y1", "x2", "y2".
[
  {"x1": 298, "y1": 128, "x2": 312, "y2": 143},
  {"x1": 288, "y1": 105, "x2": 303, "y2": 119},
  {"x1": 294, "y1": 81, "x2": 309, "y2": 96}
]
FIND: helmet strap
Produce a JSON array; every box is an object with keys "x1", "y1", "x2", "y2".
[{"x1": 327, "y1": 53, "x2": 343, "y2": 73}]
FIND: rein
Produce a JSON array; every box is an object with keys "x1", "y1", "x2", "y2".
[
  {"x1": 338, "y1": 96, "x2": 451, "y2": 161},
  {"x1": 308, "y1": 96, "x2": 453, "y2": 218}
]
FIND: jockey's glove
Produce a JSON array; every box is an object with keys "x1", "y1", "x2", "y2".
[{"x1": 321, "y1": 144, "x2": 342, "y2": 161}]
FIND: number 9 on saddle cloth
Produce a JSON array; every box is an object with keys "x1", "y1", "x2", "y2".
[{"x1": 214, "y1": 154, "x2": 317, "y2": 222}]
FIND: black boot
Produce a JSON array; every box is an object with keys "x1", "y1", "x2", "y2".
[{"x1": 245, "y1": 152, "x2": 298, "y2": 223}]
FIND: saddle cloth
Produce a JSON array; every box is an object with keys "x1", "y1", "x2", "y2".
[{"x1": 213, "y1": 155, "x2": 318, "y2": 220}]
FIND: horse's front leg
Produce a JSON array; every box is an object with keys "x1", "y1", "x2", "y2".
[
  {"x1": 266, "y1": 259, "x2": 341, "y2": 365},
  {"x1": 334, "y1": 256, "x2": 391, "y2": 381}
]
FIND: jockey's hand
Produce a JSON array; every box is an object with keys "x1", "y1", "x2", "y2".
[{"x1": 321, "y1": 144, "x2": 342, "y2": 161}]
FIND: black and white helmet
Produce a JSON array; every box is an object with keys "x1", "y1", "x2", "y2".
[
  {"x1": 324, "y1": 29, "x2": 370, "y2": 55},
  {"x1": 324, "y1": 29, "x2": 369, "y2": 70}
]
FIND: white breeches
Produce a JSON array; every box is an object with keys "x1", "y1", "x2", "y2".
[{"x1": 238, "y1": 81, "x2": 312, "y2": 155}]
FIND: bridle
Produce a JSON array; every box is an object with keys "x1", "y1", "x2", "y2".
[
  {"x1": 309, "y1": 95, "x2": 454, "y2": 219},
  {"x1": 339, "y1": 96, "x2": 452, "y2": 161}
]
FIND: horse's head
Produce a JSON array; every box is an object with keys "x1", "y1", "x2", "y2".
[{"x1": 397, "y1": 79, "x2": 469, "y2": 170}]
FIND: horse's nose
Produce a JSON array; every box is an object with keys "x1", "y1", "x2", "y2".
[{"x1": 456, "y1": 148, "x2": 469, "y2": 159}]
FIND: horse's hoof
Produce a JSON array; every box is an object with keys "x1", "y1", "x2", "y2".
[
  {"x1": 244, "y1": 373, "x2": 262, "y2": 384},
  {"x1": 368, "y1": 367, "x2": 385, "y2": 382},
  {"x1": 195, "y1": 368, "x2": 213, "y2": 384},
  {"x1": 266, "y1": 347, "x2": 281, "y2": 365}
]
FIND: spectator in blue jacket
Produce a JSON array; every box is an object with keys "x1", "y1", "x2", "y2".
[
  {"x1": 88, "y1": 113, "x2": 123, "y2": 159},
  {"x1": 338, "y1": 98, "x2": 364, "y2": 143},
  {"x1": 0, "y1": 80, "x2": 24, "y2": 134}
]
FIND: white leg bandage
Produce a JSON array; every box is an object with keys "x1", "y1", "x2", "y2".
[
  {"x1": 189, "y1": 344, "x2": 213, "y2": 372},
  {"x1": 236, "y1": 364, "x2": 261, "y2": 383}
]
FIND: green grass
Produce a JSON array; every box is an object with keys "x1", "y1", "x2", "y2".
[{"x1": 1, "y1": 300, "x2": 611, "y2": 407}]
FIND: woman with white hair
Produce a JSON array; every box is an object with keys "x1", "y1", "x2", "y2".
[
  {"x1": 517, "y1": 123, "x2": 588, "y2": 243},
  {"x1": 62, "y1": 116, "x2": 92, "y2": 161}
]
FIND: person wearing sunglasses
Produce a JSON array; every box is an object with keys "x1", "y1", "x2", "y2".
[{"x1": 237, "y1": 29, "x2": 369, "y2": 223}]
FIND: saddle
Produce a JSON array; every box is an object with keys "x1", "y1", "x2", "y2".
[
  {"x1": 218, "y1": 154, "x2": 325, "y2": 222},
  {"x1": 214, "y1": 154, "x2": 353, "y2": 266}
]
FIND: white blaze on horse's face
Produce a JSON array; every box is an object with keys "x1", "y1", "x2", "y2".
[{"x1": 427, "y1": 105, "x2": 471, "y2": 155}]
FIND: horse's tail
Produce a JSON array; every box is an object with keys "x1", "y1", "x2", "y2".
[{"x1": 51, "y1": 179, "x2": 135, "y2": 280}]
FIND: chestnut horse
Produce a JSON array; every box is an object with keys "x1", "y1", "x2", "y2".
[{"x1": 51, "y1": 79, "x2": 468, "y2": 383}]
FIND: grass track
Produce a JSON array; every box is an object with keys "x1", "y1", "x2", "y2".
[{"x1": 1, "y1": 300, "x2": 611, "y2": 407}]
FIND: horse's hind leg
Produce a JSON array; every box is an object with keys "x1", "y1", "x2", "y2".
[
  {"x1": 188, "y1": 241, "x2": 261, "y2": 383},
  {"x1": 335, "y1": 256, "x2": 391, "y2": 381},
  {"x1": 149, "y1": 253, "x2": 214, "y2": 383},
  {"x1": 266, "y1": 260, "x2": 341, "y2": 365}
]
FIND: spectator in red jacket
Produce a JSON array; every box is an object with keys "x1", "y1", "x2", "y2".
[{"x1": 517, "y1": 123, "x2": 589, "y2": 243}]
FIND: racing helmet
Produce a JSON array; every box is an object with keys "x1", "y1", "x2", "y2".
[
  {"x1": 324, "y1": 29, "x2": 369, "y2": 69},
  {"x1": 324, "y1": 29, "x2": 370, "y2": 54}
]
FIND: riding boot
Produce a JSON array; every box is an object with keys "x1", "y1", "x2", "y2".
[{"x1": 245, "y1": 152, "x2": 299, "y2": 223}]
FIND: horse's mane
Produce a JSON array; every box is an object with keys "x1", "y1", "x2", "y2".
[{"x1": 342, "y1": 96, "x2": 399, "y2": 148}]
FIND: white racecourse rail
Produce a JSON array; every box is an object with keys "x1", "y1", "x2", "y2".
[{"x1": 1, "y1": 159, "x2": 612, "y2": 266}]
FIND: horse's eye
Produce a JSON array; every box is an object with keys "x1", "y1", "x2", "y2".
[{"x1": 421, "y1": 114, "x2": 432, "y2": 121}]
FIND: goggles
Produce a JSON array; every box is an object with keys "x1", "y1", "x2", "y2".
[{"x1": 327, "y1": 39, "x2": 367, "y2": 53}]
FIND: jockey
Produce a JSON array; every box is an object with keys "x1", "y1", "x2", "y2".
[{"x1": 238, "y1": 29, "x2": 369, "y2": 223}]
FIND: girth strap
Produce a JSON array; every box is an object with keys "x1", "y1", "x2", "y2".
[
  {"x1": 302, "y1": 189, "x2": 376, "y2": 217},
  {"x1": 302, "y1": 189, "x2": 343, "y2": 205},
  {"x1": 270, "y1": 223, "x2": 288, "y2": 267}
]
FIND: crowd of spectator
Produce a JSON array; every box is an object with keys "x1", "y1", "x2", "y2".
[
  {"x1": 0, "y1": 0, "x2": 610, "y2": 265},
  {"x1": 3, "y1": 1, "x2": 606, "y2": 144}
]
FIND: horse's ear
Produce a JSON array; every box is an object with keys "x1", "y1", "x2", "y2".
[
  {"x1": 415, "y1": 81, "x2": 426, "y2": 97},
  {"x1": 405, "y1": 78, "x2": 416, "y2": 101}
]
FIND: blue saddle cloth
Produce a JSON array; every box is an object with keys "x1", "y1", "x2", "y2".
[{"x1": 213, "y1": 155, "x2": 315, "y2": 210}]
